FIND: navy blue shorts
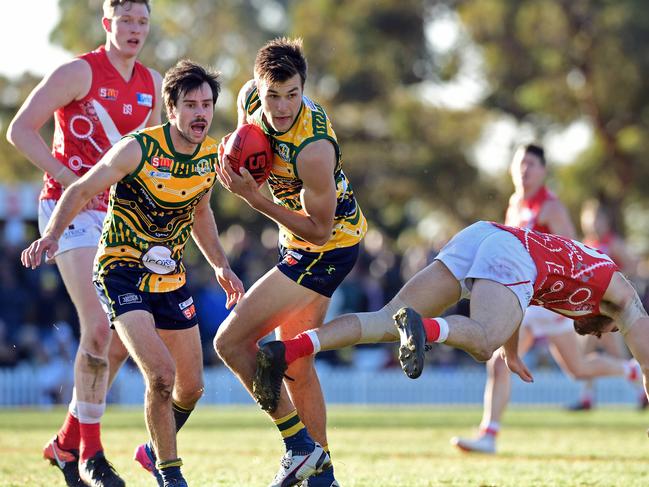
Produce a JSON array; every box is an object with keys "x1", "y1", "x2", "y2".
[
  {"x1": 277, "y1": 244, "x2": 360, "y2": 297},
  {"x1": 94, "y1": 270, "x2": 198, "y2": 330}
]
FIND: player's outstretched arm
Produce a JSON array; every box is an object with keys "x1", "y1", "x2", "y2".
[
  {"x1": 500, "y1": 326, "x2": 534, "y2": 383},
  {"x1": 7, "y1": 59, "x2": 91, "y2": 187},
  {"x1": 190, "y1": 189, "x2": 245, "y2": 308},
  {"x1": 20, "y1": 138, "x2": 141, "y2": 268}
]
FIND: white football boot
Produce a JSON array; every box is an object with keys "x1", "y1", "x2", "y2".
[
  {"x1": 450, "y1": 434, "x2": 496, "y2": 454},
  {"x1": 269, "y1": 443, "x2": 331, "y2": 487}
]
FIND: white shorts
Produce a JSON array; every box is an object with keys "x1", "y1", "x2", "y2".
[
  {"x1": 435, "y1": 221, "x2": 537, "y2": 313},
  {"x1": 521, "y1": 305, "x2": 574, "y2": 338},
  {"x1": 38, "y1": 199, "x2": 106, "y2": 257}
]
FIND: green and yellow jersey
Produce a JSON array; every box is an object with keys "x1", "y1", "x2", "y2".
[
  {"x1": 94, "y1": 123, "x2": 218, "y2": 293},
  {"x1": 245, "y1": 88, "x2": 367, "y2": 252}
]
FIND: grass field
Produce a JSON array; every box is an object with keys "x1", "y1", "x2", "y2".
[{"x1": 1, "y1": 405, "x2": 648, "y2": 486}]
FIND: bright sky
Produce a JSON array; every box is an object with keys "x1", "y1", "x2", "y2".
[{"x1": 3, "y1": 1, "x2": 71, "y2": 78}]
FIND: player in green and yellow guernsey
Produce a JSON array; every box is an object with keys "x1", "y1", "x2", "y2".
[
  {"x1": 95, "y1": 122, "x2": 220, "y2": 293},
  {"x1": 22, "y1": 60, "x2": 244, "y2": 487},
  {"x1": 242, "y1": 79, "x2": 366, "y2": 253},
  {"x1": 214, "y1": 37, "x2": 365, "y2": 487}
]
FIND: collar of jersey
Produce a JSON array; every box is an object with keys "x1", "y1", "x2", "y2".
[
  {"x1": 163, "y1": 122, "x2": 202, "y2": 161},
  {"x1": 261, "y1": 102, "x2": 304, "y2": 137}
]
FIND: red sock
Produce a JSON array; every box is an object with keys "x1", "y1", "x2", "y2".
[
  {"x1": 57, "y1": 412, "x2": 80, "y2": 451},
  {"x1": 422, "y1": 318, "x2": 441, "y2": 342},
  {"x1": 284, "y1": 333, "x2": 315, "y2": 365},
  {"x1": 79, "y1": 423, "x2": 103, "y2": 462},
  {"x1": 482, "y1": 426, "x2": 499, "y2": 437}
]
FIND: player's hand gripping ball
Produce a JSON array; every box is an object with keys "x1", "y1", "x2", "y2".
[{"x1": 219, "y1": 124, "x2": 273, "y2": 185}]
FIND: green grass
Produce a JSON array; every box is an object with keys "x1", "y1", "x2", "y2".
[{"x1": 1, "y1": 405, "x2": 648, "y2": 486}]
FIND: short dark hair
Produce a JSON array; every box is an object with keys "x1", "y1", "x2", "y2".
[
  {"x1": 522, "y1": 143, "x2": 546, "y2": 166},
  {"x1": 103, "y1": 0, "x2": 151, "y2": 17},
  {"x1": 162, "y1": 60, "x2": 221, "y2": 117},
  {"x1": 573, "y1": 314, "x2": 614, "y2": 338},
  {"x1": 254, "y1": 37, "x2": 308, "y2": 86}
]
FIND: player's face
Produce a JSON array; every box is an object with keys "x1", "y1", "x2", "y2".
[
  {"x1": 105, "y1": 2, "x2": 150, "y2": 57},
  {"x1": 511, "y1": 151, "x2": 546, "y2": 192},
  {"x1": 169, "y1": 82, "x2": 214, "y2": 149},
  {"x1": 257, "y1": 74, "x2": 303, "y2": 133}
]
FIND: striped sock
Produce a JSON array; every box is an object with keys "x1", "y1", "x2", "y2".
[
  {"x1": 157, "y1": 458, "x2": 183, "y2": 483},
  {"x1": 172, "y1": 401, "x2": 193, "y2": 432},
  {"x1": 274, "y1": 410, "x2": 314, "y2": 453},
  {"x1": 422, "y1": 317, "x2": 449, "y2": 343},
  {"x1": 284, "y1": 332, "x2": 319, "y2": 365}
]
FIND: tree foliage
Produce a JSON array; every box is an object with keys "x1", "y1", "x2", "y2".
[{"x1": 1, "y1": 0, "x2": 647, "y2": 245}]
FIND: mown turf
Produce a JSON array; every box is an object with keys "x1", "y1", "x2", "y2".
[{"x1": 1, "y1": 405, "x2": 647, "y2": 486}]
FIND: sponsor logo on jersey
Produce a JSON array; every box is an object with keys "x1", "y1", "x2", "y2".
[
  {"x1": 195, "y1": 158, "x2": 210, "y2": 176},
  {"x1": 148, "y1": 170, "x2": 172, "y2": 179},
  {"x1": 99, "y1": 87, "x2": 119, "y2": 100},
  {"x1": 152, "y1": 156, "x2": 173, "y2": 170},
  {"x1": 182, "y1": 304, "x2": 196, "y2": 320},
  {"x1": 179, "y1": 297, "x2": 194, "y2": 310},
  {"x1": 141, "y1": 245, "x2": 177, "y2": 274},
  {"x1": 118, "y1": 293, "x2": 143, "y2": 305},
  {"x1": 283, "y1": 250, "x2": 302, "y2": 266},
  {"x1": 137, "y1": 92, "x2": 153, "y2": 107}
]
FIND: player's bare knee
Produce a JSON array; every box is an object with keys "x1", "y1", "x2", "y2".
[
  {"x1": 80, "y1": 324, "x2": 111, "y2": 356},
  {"x1": 213, "y1": 328, "x2": 235, "y2": 363},
  {"x1": 176, "y1": 384, "x2": 204, "y2": 405},
  {"x1": 148, "y1": 367, "x2": 176, "y2": 401}
]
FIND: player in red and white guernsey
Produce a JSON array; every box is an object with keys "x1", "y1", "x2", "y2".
[
  {"x1": 452, "y1": 145, "x2": 640, "y2": 454},
  {"x1": 7, "y1": 1, "x2": 161, "y2": 485},
  {"x1": 253, "y1": 222, "x2": 649, "y2": 451}
]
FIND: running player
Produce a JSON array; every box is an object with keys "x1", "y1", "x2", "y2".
[
  {"x1": 214, "y1": 37, "x2": 366, "y2": 487},
  {"x1": 254, "y1": 222, "x2": 649, "y2": 431},
  {"x1": 7, "y1": 1, "x2": 160, "y2": 485},
  {"x1": 21, "y1": 59, "x2": 244, "y2": 487},
  {"x1": 451, "y1": 145, "x2": 640, "y2": 453}
]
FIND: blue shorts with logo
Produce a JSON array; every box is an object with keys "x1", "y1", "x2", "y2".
[
  {"x1": 94, "y1": 269, "x2": 198, "y2": 330},
  {"x1": 277, "y1": 243, "x2": 360, "y2": 298}
]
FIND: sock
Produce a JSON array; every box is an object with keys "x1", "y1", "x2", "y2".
[
  {"x1": 480, "y1": 421, "x2": 499, "y2": 437},
  {"x1": 158, "y1": 459, "x2": 183, "y2": 483},
  {"x1": 57, "y1": 411, "x2": 80, "y2": 451},
  {"x1": 172, "y1": 401, "x2": 194, "y2": 432},
  {"x1": 274, "y1": 410, "x2": 315, "y2": 453},
  {"x1": 284, "y1": 331, "x2": 320, "y2": 365},
  {"x1": 422, "y1": 317, "x2": 449, "y2": 343},
  {"x1": 77, "y1": 400, "x2": 106, "y2": 462},
  {"x1": 625, "y1": 360, "x2": 641, "y2": 382},
  {"x1": 79, "y1": 423, "x2": 102, "y2": 462}
]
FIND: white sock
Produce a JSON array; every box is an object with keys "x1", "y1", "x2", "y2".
[
  {"x1": 68, "y1": 388, "x2": 79, "y2": 417},
  {"x1": 76, "y1": 401, "x2": 106, "y2": 424},
  {"x1": 436, "y1": 317, "x2": 450, "y2": 343},
  {"x1": 306, "y1": 330, "x2": 321, "y2": 354}
]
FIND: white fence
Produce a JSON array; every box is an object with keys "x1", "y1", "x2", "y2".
[{"x1": 0, "y1": 364, "x2": 642, "y2": 407}]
